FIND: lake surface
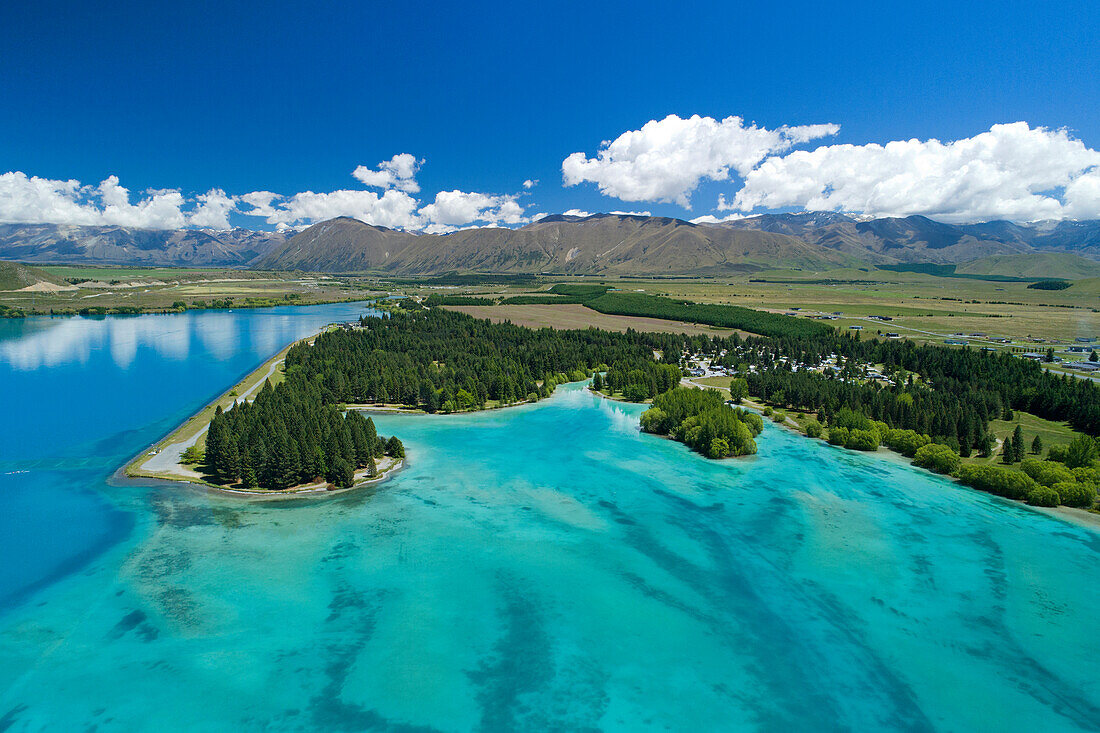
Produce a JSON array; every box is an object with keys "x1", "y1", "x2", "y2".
[{"x1": 1, "y1": 305, "x2": 1099, "y2": 731}]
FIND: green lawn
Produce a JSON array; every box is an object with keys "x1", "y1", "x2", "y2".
[{"x1": 964, "y1": 411, "x2": 1085, "y2": 467}]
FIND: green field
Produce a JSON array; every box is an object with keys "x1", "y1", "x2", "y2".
[{"x1": 0, "y1": 264, "x2": 392, "y2": 315}]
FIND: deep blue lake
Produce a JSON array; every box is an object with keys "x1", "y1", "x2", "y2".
[{"x1": 0, "y1": 304, "x2": 1098, "y2": 731}]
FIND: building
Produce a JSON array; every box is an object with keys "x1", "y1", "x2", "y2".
[
  {"x1": 849, "y1": 325, "x2": 863, "y2": 330},
  {"x1": 944, "y1": 339, "x2": 967, "y2": 345},
  {"x1": 1066, "y1": 361, "x2": 1100, "y2": 372}
]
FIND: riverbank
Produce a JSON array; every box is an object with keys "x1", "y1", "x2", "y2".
[
  {"x1": 122, "y1": 321, "x2": 404, "y2": 498},
  {"x1": 679, "y1": 376, "x2": 1100, "y2": 531},
  {"x1": 2, "y1": 293, "x2": 381, "y2": 319}
]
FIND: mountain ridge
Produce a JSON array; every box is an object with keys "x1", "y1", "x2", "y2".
[{"x1": 1, "y1": 212, "x2": 1098, "y2": 275}]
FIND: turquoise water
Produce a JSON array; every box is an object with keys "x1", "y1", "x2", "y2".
[{"x1": 1, "y1": 308, "x2": 1100, "y2": 731}]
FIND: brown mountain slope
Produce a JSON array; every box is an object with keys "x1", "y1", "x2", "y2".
[{"x1": 256, "y1": 214, "x2": 852, "y2": 274}]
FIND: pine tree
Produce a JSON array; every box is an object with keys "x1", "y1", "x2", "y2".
[
  {"x1": 1031, "y1": 435, "x2": 1043, "y2": 455},
  {"x1": 216, "y1": 437, "x2": 240, "y2": 484},
  {"x1": 1012, "y1": 424, "x2": 1025, "y2": 462},
  {"x1": 240, "y1": 457, "x2": 258, "y2": 489}
]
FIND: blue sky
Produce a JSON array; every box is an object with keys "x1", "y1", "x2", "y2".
[{"x1": 1, "y1": 0, "x2": 1098, "y2": 231}]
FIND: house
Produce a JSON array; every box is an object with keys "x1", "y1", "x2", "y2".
[
  {"x1": 1021, "y1": 352, "x2": 1045, "y2": 360},
  {"x1": 849, "y1": 325, "x2": 863, "y2": 330},
  {"x1": 885, "y1": 333, "x2": 901, "y2": 338},
  {"x1": 1066, "y1": 361, "x2": 1100, "y2": 372},
  {"x1": 1075, "y1": 337, "x2": 1095, "y2": 343},
  {"x1": 1067, "y1": 346, "x2": 1091, "y2": 353},
  {"x1": 944, "y1": 339, "x2": 966, "y2": 345}
]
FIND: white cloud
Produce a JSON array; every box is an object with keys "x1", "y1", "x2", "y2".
[
  {"x1": 522, "y1": 179, "x2": 538, "y2": 189},
  {"x1": 351, "y1": 153, "x2": 422, "y2": 193},
  {"x1": 247, "y1": 188, "x2": 421, "y2": 229},
  {"x1": 189, "y1": 188, "x2": 236, "y2": 230},
  {"x1": 690, "y1": 213, "x2": 747, "y2": 224},
  {"x1": 97, "y1": 177, "x2": 188, "y2": 229},
  {"x1": 732, "y1": 122, "x2": 1100, "y2": 222},
  {"x1": 0, "y1": 171, "x2": 189, "y2": 229},
  {"x1": 1064, "y1": 169, "x2": 1100, "y2": 219},
  {"x1": 563, "y1": 114, "x2": 838, "y2": 207},
  {"x1": 562, "y1": 209, "x2": 593, "y2": 218},
  {"x1": 418, "y1": 190, "x2": 528, "y2": 232},
  {"x1": 0, "y1": 163, "x2": 532, "y2": 233},
  {"x1": 609, "y1": 210, "x2": 651, "y2": 217}
]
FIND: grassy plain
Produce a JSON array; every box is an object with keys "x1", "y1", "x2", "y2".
[
  {"x1": 5, "y1": 263, "x2": 1097, "y2": 355},
  {"x1": 444, "y1": 303, "x2": 741, "y2": 336},
  {"x1": 0, "y1": 266, "x2": 392, "y2": 314},
  {"x1": 431, "y1": 268, "x2": 1097, "y2": 354}
]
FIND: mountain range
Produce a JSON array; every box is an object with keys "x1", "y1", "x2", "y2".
[{"x1": 2, "y1": 212, "x2": 1099, "y2": 277}]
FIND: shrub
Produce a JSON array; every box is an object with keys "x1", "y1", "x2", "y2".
[
  {"x1": 804, "y1": 420, "x2": 823, "y2": 439},
  {"x1": 832, "y1": 407, "x2": 872, "y2": 431},
  {"x1": 957, "y1": 465, "x2": 1038, "y2": 500},
  {"x1": 913, "y1": 443, "x2": 961, "y2": 475},
  {"x1": 1053, "y1": 481, "x2": 1096, "y2": 508},
  {"x1": 640, "y1": 407, "x2": 672, "y2": 435},
  {"x1": 846, "y1": 429, "x2": 880, "y2": 451},
  {"x1": 1047, "y1": 444, "x2": 1069, "y2": 463},
  {"x1": 883, "y1": 428, "x2": 932, "y2": 457},
  {"x1": 180, "y1": 445, "x2": 204, "y2": 464},
  {"x1": 827, "y1": 427, "x2": 849, "y2": 446},
  {"x1": 1020, "y1": 458, "x2": 1075, "y2": 487},
  {"x1": 1026, "y1": 486, "x2": 1060, "y2": 507},
  {"x1": 1072, "y1": 467, "x2": 1100, "y2": 488},
  {"x1": 771, "y1": 411, "x2": 786, "y2": 423},
  {"x1": 1065, "y1": 435, "x2": 1099, "y2": 468},
  {"x1": 709, "y1": 437, "x2": 730, "y2": 459},
  {"x1": 762, "y1": 406, "x2": 774, "y2": 417}
]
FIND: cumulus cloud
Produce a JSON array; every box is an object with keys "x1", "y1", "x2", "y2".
[
  {"x1": 351, "y1": 153, "x2": 422, "y2": 193},
  {"x1": 562, "y1": 209, "x2": 593, "y2": 218},
  {"x1": 609, "y1": 210, "x2": 651, "y2": 217},
  {"x1": 522, "y1": 179, "x2": 538, "y2": 189},
  {"x1": 562, "y1": 114, "x2": 839, "y2": 207},
  {"x1": 0, "y1": 171, "x2": 189, "y2": 229},
  {"x1": 689, "y1": 212, "x2": 747, "y2": 224},
  {"x1": 190, "y1": 188, "x2": 236, "y2": 230},
  {"x1": 243, "y1": 188, "x2": 421, "y2": 229},
  {"x1": 731, "y1": 122, "x2": 1100, "y2": 222},
  {"x1": 418, "y1": 190, "x2": 528, "y2": 233}
]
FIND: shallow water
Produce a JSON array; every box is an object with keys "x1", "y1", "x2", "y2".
[{"x1": 1, "y1": 307, "x2": 1099, "y2": 731}]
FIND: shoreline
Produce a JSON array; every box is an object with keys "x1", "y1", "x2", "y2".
[
  {"x1": 120, "y1": 321, "x2": 412, "y2": 500},
  {"x1": 679, "y1": 377, "x2": 1100, "y2": 533},
  {"x1": 0, "y1": 293, "x2": 384, "y2": 320},
  {"x1": 120, "y1": 328, "x2": 586, "y2": 497}
]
